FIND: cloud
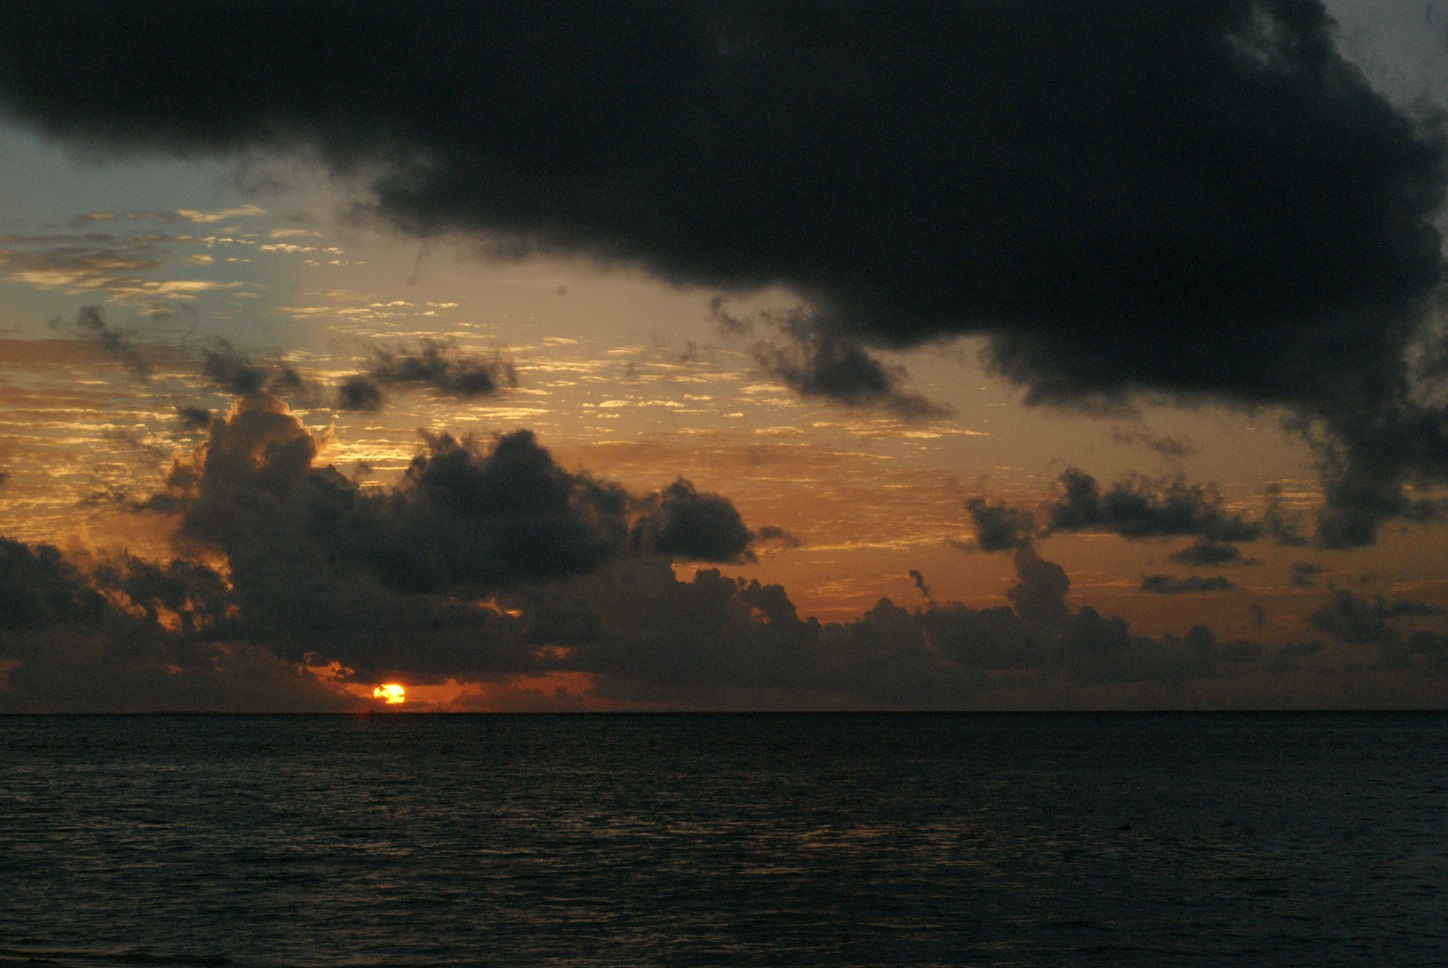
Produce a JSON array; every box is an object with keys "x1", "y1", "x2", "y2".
[
  {"x1": 1307, "y1": 589, "x2": 1448, "y2": 646},
  {"x1": 533, "y1": 543, "x2": 1280, "y2": 707},
  {"x1": 1043, "y1": 468, "x2": 1261, "y2": 542},
  {"x1": 93, "y1": 396, "x2": 793, "y2": 685},
  {"x1": 1168, "y1": 539, "x2": 1256, "y2": 567},
  {"x1": 55, "y1": 305, "x2": 150, "y2": 377},
  {"x1": 1290, "y1": 561, "x2": 1327, "y2": 588},
  {"x1": 2, "y1": 239, "x2": 161, "y2": 292},
  {"x1": 753, "y1": 525, "x2": 801, "y2": 550},
  {"x1": 1296, "y1": 591, "x2": 1448, "y2": 675},
  {"x1": 2, "y1": 1, "x2": 1442, "y2": 540},
  {"x1": 1140, "y1": 574, "x2": 1237, "y2": 594},
  {"x1": 176, "y1": 204, "x2": 265, "y2": 224},
  {"x1": 908, "y1": 569, "x2": 932, "y2": 601},
  {"x1": 201, "y1": 338, "x2": 313, "y2": 399},
  {"x1": 0, "y1": 536, "x2": 355, "y2": 712},
  {"x1": 335, "y1": 375, "x2": 384, "y2": 412},
  {"x1": 964, "y1": 497, "x2": 1036, "y2": 552},
  {"x1": 371, "y1": 340, "x2": 516, "y2": 396},
  {"x1": 337, "y1": 339, "x2": 517, "y2": 410},
  {"x1": 1109, "y1": 425, "x2": 1196, "y2": 459},
  {"x1": 630, "y1": 478, "x2": 757, "y2": 563},
  {"x1": 714, "y1": 302, "x2": 949, "y2": 418},
  {"x1": 175, "y1": 405, "x2": 212, "y2": 431}
]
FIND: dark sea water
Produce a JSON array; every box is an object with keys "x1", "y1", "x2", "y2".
[{"x1": 2, "y1": 713, "x2": 1446, "y2": 967}]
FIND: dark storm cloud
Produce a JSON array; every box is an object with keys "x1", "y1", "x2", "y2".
[
  {"x1": 1140, "y1": 574, "x2": 1237, "y2": 595},
  {"x1": 58, "y1": 305, "x2": 150, "y2": 377},
  {"x1": 1044, "y1": 468, "x2": 1262, "y2": 542},
  {"x1": 964, "y1": 497, "x2": 1037, "y2": 552},
  {"x1": 2, "y1": 0, "x2": 1442, "y2": 541},
  {"x1": 1168, "y1": 539, "x2": 1256, "y2": 567},
  {"x1": 713, "y1": 303, "x2": 949, "y2": 418}
]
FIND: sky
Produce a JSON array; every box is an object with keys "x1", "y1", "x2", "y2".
[{"x1": 3, "y1": 0, "x2": 1448, "y2": 711}]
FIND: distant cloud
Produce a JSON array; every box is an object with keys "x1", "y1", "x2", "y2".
[
  {"x1": 336, "y1": 340, "x2": 517, "y2": 410},
  {"x1": 0, "y1": 537, "x2": 353, "y2": 712},
  {"x1": 1168, "y1": 539, "x2": 1256, "y2": 567},
  {"x1": 200, "y1": 338, "x2": 313, "y2": 399},
  {"x1": 1109, "y1": 425, "x2": 1195, "y2": 459},
  {"x1": 1289, "y1": 561, "x2": 1327, "y2": 588},
  {"x1": 150, "y1": 396, "x2": 782, "y2": 607},
  {"x1": 175, "y1": 204, "x2": 266, "y2": 224},
  {"x1": 1140, "y1": 574, "x2": 1237, "y2": 595},
  {"x1": 175, "y1": 405, "x2": 212, "y2": 431},
  {"x1": 55, "y1": 305, "x2": 150, "y2": 377},
  {"x1": 631, "y1": 478, "x2": 757, "y2": 563},
  {"x1": 714, "y1": 302, "x2": 950, "y2": 419},
  {"x1": 1044, "y1": 468, "x2": 1261, "y2": 542},
  {"x1": 1308, "y1": 590, "x2": 1448, "y2": 646},
  {"x1": 335, "y1": 375, "x2": 384, "y2": 412},
  {"x1": 964, "y1": 497, "x2": 1036, "y2": 552}
]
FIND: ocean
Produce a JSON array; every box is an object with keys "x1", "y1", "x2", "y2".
[{"x1": 2, "y1": 713, "x2": 1445, "y2": 967}]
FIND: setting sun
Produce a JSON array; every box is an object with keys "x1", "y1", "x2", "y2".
[{"x1": 372, "y1": 683, "x2": 406, "y2": 705}]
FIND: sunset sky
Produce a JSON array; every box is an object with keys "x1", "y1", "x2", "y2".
[{"x1": 3, "y1": 0, "x2": 1448, "y2": 710}]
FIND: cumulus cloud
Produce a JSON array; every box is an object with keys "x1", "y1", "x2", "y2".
[
  {"x1": 335, "y1": 375, "x2": 384, "y2": 412},
  {"x1": 2, "y1": 1, "x2": 1442, "y2": 540}
]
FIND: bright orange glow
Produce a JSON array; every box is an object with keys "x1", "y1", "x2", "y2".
[{"x1": 372, "y1": 683, "x2": 406, "y2": 704}]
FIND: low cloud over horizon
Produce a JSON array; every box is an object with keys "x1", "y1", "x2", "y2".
[
  {"x1": 2, "y1": 1, "x2": 1448, "y2": 710},
  {"x1": 1, "y1": 395, "x2": 1445, "y2": 712}
]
